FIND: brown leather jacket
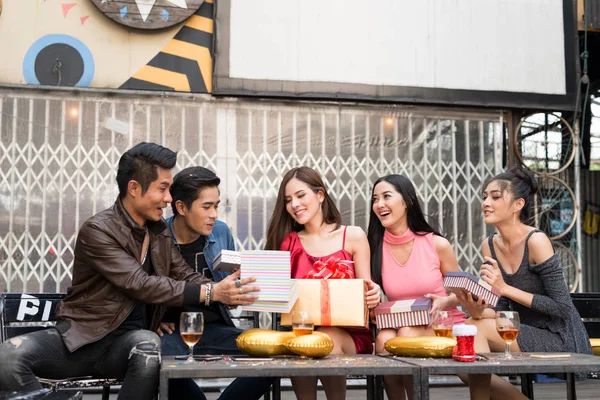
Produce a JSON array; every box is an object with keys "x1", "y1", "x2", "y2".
[{"x1": 56, "y1": 198, "x2": 209, "y2": 352}]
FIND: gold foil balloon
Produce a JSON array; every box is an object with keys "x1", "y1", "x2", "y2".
[
  {"x1": 235, "y1": 329, "x2": 296, "y2": 357},
  {"x1": 590, "y1": 338, "x2": 600, "y2": 356},
  {"x1": 284, "y1": 331, "x2": 334, "y2": 358},
  {"x1": 384, "y1": 336, "x2": 456, "y2": 358}
]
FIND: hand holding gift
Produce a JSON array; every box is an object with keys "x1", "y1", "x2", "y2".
[
  {"x1": 453, "y1": 288, "x2": 488, "y2": 320},
  {"x1": 479, "y1": 257, "x2": 507, "y2": 293},
  {"x1": 425, "y1": 293, "x2": 451, "y2": 316},
  {"x1": 213, "y1": 270, "x2": 260, "y2": 305},
  {"x1": 364, "y1": 278, "x2": 381, "y2": 309},
  {"x1": 443, "y1": 271, "x2": 501, "y2": 307}
]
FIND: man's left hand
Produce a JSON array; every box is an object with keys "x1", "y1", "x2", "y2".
[{"x1": 156, "y1": 322, "x2": 175, "y2": 337}]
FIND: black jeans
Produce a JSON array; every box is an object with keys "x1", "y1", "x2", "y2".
[
  {"x1": 0, "y1": 328, "x2": 161, "y2": 400},
  {"x1": 162, "y1": 322, "x2": 276, "y2": 400}
]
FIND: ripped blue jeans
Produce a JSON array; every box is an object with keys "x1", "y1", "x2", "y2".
[{"x1": 0, "y1": 328, "x2": 160, "y2": 400}]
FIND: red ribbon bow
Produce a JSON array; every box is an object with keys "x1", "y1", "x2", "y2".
[{"x1": 304, "y1": 257, "x2": 355, "y2": 279}]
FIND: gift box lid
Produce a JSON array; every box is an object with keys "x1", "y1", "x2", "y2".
[
  {"x1": 374, "y1": 298, "x2": 432, "y2": 315},
  {"x1": 213, "y1": 250, "x2": 241, "y2": 263},
  {"x1": 444, "y1": 271, "x2": 501, "y2": 296}
]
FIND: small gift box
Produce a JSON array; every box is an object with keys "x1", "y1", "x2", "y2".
[
  {"x1": 213, "y1": 250, "x2": 242, "y2": 272},
  {"x1": 240, "y1": 251, "x2": 298, "y2": 313},
  {"x1": 280, "y1": 279, "x2": 368, "y2": 328},
  {"x1": 374, "y1": 298, "x2": 432, "y2": 329},
  {"x1": 443, "y1": 271, "x2": 501, "y2": 307}
]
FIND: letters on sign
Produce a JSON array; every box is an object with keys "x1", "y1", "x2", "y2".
[{"x1": 16, "y1": 294, "x2": 52, "y2": 321}]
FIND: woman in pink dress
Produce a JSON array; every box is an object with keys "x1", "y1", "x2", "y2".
[
  {"x1": 368, "y1": 174, "x2": 465, "y2": 400},
  {"x1": 266, "y1": 166, "x2": 381, "y2": 400}
]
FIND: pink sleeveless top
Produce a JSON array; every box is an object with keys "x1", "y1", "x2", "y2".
[
  {"x1": 280, "y1": 229, "x2": 353, "y2": 279},
  {"x1": 382, "y1": 232, "x2": 465, "y2": 323}
]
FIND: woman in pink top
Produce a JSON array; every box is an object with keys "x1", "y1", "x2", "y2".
[
  {"x1": 266, "y1": 166, "x2": 381, "y2": 400},
  {"x1": 368, "y1": 174, "x2": 465, "y2": 400}
]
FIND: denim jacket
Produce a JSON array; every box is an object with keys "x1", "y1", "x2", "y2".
[{"x1": 166, "y1": 216, "x2": 236, "y2": 326}]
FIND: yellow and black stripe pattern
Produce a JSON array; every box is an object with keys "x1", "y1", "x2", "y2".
[{"x1": 120, "y1": 0, "x2": 213, "y2": 93}]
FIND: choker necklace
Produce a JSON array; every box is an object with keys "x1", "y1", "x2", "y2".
[{"x1": 384, "y1": 228, "x2": 415, "y2": 245}]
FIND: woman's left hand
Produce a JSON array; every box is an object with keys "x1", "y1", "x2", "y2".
[
  {"x1": 364, "y1": 278, "x2": 382, "y2": 309},
  {"x1": 480, "y1": 256, "x2": 507, "y2": 294},
  {"x1": 425, "y1": 293, "x2": 448, "y2": 315}
]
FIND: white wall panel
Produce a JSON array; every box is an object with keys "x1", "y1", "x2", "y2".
[{"x1": 229, "y1": 0, "x2": 566, "y2": 95}]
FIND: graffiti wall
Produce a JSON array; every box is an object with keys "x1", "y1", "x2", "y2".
[{"x1": 0, "y1": 0, "x2": 213, "y2": 92}]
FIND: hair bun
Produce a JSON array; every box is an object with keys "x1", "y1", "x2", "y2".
[{"x1": 510, "y1": 166, "x2": 538, "y2": 196}]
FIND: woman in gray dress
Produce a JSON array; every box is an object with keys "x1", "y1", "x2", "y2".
[{"x1": 455, "y1": 166, "x2": 591, "y2": 400}]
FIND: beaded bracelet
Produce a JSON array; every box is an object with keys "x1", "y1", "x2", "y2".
[{"x1": 204, "y1": 282, "x2": 213, "y2": 306}]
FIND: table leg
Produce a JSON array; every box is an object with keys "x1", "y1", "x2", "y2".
[
  {"x1": 366, "y1": 376, "x2": 375, "y2": 400},
  {"x1": 375, "y1": 375, "x2": 385, "y2": 400},
  {"x1": 415, "y1": 368, "x2": 428, "y2": 400},
  {"x1": 566, "y1": 373, "x2": 576, "y2": 400},
  {"x1": 159, "y1": 373, "x2": 169, "y2": 400},
  {"x1": 520, "y1": 374, "x2": 534, "y2": 399},
  {"x1": 272, "y1": 378, "x2": 281, "y2": 400}
]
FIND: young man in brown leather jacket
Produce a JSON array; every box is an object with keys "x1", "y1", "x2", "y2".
[{"x1": 0, "y1": 142, "x2": 259, "y2": 399}]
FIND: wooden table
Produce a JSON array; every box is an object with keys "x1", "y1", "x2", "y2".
[
  {"x1": 388, "y1": 353, "x2": 600, "y2": 400},
  {"x1": 159, "y1": 355, "x2": 419, "y2": 400}
]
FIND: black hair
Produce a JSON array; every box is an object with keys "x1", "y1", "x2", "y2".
[
  {"x1": 367, "y1": 174, "x2": 441, "y2": 290},
  {"x1": 116, "y1": 142, "x2": 177, "y2": 199},
  {"x1": 483, "y1": 165, "x2": 539, "y2": 225},
  {"x1": 170, "y1": 166, "x2": 221, "y2": 215}
]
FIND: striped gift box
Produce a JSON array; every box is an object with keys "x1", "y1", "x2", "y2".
[
  {"x1": 374, "y1": 298, "x2": 431, "y2": 329},
  {"x1": 241, "y1": 250, "x2": 298, "y2": 312},
  {"x1": 443, "y1": 272, "x2": 501, "y2": 307}
]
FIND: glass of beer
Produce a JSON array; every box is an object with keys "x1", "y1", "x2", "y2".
[
  {"x1": 432, "y1": 311, "x2": 454, "y2": 338},
  {"x1": 180, "y1": 312, "x2": 204, "y2": 363},
  {"x1": 496, "y1": 311, "x2": 520, "y2": 359},
  {"x1": 292, "y1": 311, "x2": 314, "y2": 337}
]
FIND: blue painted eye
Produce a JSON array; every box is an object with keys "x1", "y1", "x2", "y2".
[{"x1": 23, "y1": 34, "x2": 95, "y2": 87}]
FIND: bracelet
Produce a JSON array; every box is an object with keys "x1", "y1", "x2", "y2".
[{"x1": 204, "y1": 282, "x2": 212, "y2": 306}]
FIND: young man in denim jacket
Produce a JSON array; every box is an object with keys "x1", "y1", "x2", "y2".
[{"x1": 158, "y1": 166, "x2": 274, "y2": 400}]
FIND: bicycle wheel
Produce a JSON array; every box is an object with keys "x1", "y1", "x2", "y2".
[
  {"x1": 532, "y1": 175, "x2": 577, "y2": 240},
  {"x1": 514, "y1": 113, "x2": 576, "y2": 175},
  {"x1": 553, "y1": 241, "x2": 579, "y2": 293}
]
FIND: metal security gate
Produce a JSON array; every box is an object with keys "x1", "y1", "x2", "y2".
[{"x1": 0, "y1": 87, "x2": 502, "y2": 293}]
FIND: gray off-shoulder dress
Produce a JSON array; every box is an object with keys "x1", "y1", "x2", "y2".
[{"x1": 489, "y1": 230, "x2": 591, "y2": 355}]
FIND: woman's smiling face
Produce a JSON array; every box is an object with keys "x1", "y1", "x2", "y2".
[{"x1": 284, "y1": 177, "x2": 324, "y2": 225}]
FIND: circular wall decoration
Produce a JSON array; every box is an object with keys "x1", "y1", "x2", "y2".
[
  {"x1": 90, "y1": 0, "x2": 206, "y2": 30},
  {"x1": 23, "y1": 35, "x2": 95, "y2": 87}
]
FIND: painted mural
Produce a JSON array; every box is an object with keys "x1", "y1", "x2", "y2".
[
  {"x1": 0, "y1": 0, "x2": 213, "y2": 93},
  {"x1": 90, "y1": 0, "x2": 205, "y2": 30}
]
